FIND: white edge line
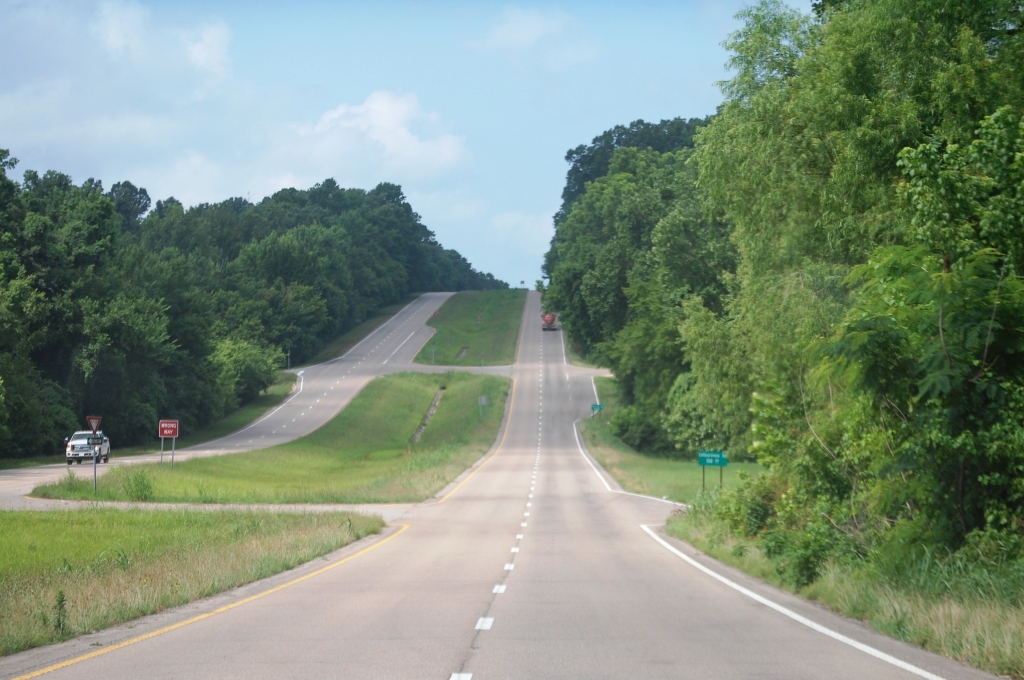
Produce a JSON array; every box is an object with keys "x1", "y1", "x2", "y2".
[
  {"x1": 640, "y1": 525, "x2": 947, "y2": 680},
  {"x1": 382, "y1": 331, "x2": 417, "y2": 365},
  {"x1": 189, "y1": 374, "x2": 305, "y2": 448},
  {"x1": 572, "y1": 419, "x2": 612, "y2": 491},
  {"x1": 185, "y1": 295, "x2": 434, "y2": 450},
  {"x1": 559, "y1": 325, "x2": 567, "y2": 366},
  {"x1": 326, "y1": 296, "x2": 426, "y2": 365},
  {"x1": 591, "y1": 376, "x2": 600, "y2": 407},
  {"x1": 571, "y1": 419, "x2": 682, "y2": 505}
]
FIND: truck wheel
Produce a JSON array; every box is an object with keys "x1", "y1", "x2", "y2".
[
  {"x1": 103, "y1": 455, "x2": 109, "y2": 463},
  {"x1": 67, "y1": 459, "x2": 72, "y2": 465},
  {"x1": 75, "y1": 459, "x2": 82, "y2": 464}
]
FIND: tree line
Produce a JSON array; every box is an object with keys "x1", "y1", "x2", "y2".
[
  {"x1": 545, "y1": 0, "x2": 1024, "y2": 583},
  {"x1": 0, "y1": 156, "x2": 504, "y2": 459}
]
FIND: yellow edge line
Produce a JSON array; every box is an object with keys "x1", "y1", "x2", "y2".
[
  {"x1": 438, "y1": 376, "x2": 517, "y2": 504},
  {"x1": 14, "y1": 523, "x2": 412, "y2": 680}
]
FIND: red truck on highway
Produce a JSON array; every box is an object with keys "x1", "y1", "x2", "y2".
[{"x1": 541, "y1": 312, "x2": 558, "y2": 331}]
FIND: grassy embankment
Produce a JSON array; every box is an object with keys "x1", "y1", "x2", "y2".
[
  {"x1": 302, "y1": 296, "x2": 419, "y2": 366},
  {"x1": 0, "y1": 300, "x2": 419, "y2": 471},
  {"x1": 0, "y1": 373, "x2": 299, "y2": 471},
  {"x1": 580, "y1": 377, "x2": 758, "y2": 502},
  {"x1": 588, "y1": 376, "x2": 1024, "y2": 674},
  {"x1": 668, "y1": 505, "x2": 1024, "y2": 677},
  {"x1": 0, "y1": 509, "x2": 382, "y2": 656},
  {"x1": 415, "y1": 290, "x2": 526, "y2": 366},
  {"x1": 34, "y1": 372, "x2": 509, "y2": 504}
]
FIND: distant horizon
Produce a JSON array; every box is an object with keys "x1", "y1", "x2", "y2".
[{"x1": 0, "y1": 0, "x2": 812, "y2": 284}]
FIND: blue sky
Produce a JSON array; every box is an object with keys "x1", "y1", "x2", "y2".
[{"x1": 0, "y1": 0, "x2": 810, "y2": 285}]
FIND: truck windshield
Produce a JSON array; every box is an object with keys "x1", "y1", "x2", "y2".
[{"x1": 70, "y1": 434, "x2": 92, "y2": 442}]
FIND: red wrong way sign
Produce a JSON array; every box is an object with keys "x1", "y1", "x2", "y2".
[
  {"x1": 86, "y1": 416, "x2": 102, "y2": 433},
  {"x1": 159, "y1": 420, "x2": 179, "y2": 439}
]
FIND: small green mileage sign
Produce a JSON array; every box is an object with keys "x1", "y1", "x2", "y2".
[{"x1": 698, "y1": 450, "x2": 728, "y2": 467}]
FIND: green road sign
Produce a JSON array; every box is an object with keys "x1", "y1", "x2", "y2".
[
  {"x1": 698, "y1": 450, "x2": 728, "y2": 467},
  {"x1": 591, "y1": 404, "x2": 603, "y2": 411}
]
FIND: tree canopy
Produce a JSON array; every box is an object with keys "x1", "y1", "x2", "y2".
[
  {"x1": 0, "y1": 164, "x2": 504, "y2": 458},
  {"x1": 545, "y1": 0, "x2": 1024, "y2": 582}
]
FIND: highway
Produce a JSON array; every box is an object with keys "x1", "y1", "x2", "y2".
[
  {"x1": 1, "y1": 292, "x2": 996, "y2": 679},
  {"x1": 0, "y1": 292, "x2": 475, "y2": 509}
]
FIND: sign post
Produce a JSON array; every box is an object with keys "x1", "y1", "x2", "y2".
[
  {"x1": 86, "y1": 416, "x2": 102, "y2": 493},
  {"x1": 159, "y1": 420, "x2": 179, "y2": 469},
  {"x1": 698, "y1": 450, "x2": 728, "y2": 491}
]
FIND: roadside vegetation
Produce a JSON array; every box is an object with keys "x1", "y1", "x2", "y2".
[
  {"x1": 34, "y1": 372, "x2": 509, "y2": 504},
  {"x1": 301, "y1": 296, "x2": 419, "y2": 366},
  {"x1": 0, "y1": 160, "x2": 506, "y2": 464},
  {"x1": 669, "y1": 502, "x2": 1024, "y2": 677},
  {"x1": 0, "y1": 508, "x2": 382, "y2": 656},
  {"x1": 415, "y1": 290, "x2": 526, "y2": 366},
  {"x1": 0, "y1": 374, "x2": 299, "y2": 471},
  {"x1": 582, "y1": 378, "x2": 757, "y2": 502},
  {"x1": 544, "y1": 3, "x2": 1024, "y2": 675}
]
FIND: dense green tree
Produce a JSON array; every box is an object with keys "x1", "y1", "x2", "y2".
[{"x1": 0, "y1": 154, "x2": 504, "y2": 458}]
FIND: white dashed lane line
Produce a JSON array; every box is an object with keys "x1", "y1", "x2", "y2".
[
  {"x1": 475, "y1": 618, "x2": 494, "y2": 630},
  {"x1": 493, "y1": 585, "x2": 506, "y2": 594}
]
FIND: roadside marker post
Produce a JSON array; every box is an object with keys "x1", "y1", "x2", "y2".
[
  {"x1": 159, "y1": 420, "x2": 179, "y2": 469},
  {"x1": 698, "y1": 450, "x2": 728, "y2": 491},
  {"x1": 86, "y1": 416, "x2": 102, "y2": 493},
  {"x1": 478, "y1": 395, "x2": 488, "y2": 417}
]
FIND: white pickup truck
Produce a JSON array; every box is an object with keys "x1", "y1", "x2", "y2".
[{"x1": 65, "y1": 431, "x2": 111, "y2": 464}]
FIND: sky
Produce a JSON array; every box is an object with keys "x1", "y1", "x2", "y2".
[{"x1": 0, "y1": 0, "x2": 811, "y2": 286}]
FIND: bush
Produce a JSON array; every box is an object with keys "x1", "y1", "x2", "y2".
[{"x1": 120, "y1": 469, "x2": 154, "y2": 502}]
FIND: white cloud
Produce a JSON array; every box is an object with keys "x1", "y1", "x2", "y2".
[
  {"x1": 186, "y1": 22, "x2": 232, "y2": 77},
  {"x1": 279, "y1": 91, "x2": 468, "y2": 186},
  {"x1": 479, "y1": 7, "x2": 568, "y2": 49},
  {"x1": 91, "y1": 0, "x2": 147, "y2": 55}
]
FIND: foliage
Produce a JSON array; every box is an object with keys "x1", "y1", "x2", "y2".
[
  {"x1": 546, "y1": 0, "x2": 1024, "y2": 597},
  {"x1": 0, "y1": 161, "x2": 504, "y2": 458}
]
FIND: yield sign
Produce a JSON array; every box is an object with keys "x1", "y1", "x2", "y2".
[{"x1": 86, "y1": 416, "x2": 102, "y2": 434}]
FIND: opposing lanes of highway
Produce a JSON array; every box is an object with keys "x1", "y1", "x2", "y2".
[
  {"x1": 1, "y1": 291, "x2": 996, "y2": 680},
  {"x1": 0, "y1": 292, "x2": 471, "y2": 509}
]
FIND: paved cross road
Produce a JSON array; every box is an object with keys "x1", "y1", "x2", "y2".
[
  {"x1": 1, "y1": 292, "x2": 996, "y2": 680},
  {"x1": 0, "y1": 292, "x2": 495, "y2": 509}
]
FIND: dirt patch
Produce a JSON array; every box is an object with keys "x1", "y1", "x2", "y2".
[
  {"x1": 453, "y1": 347, "x2": 469, "y2": 361},
  {"x1": 410, "y1": 388, "x2": 445, "y2": 444}
]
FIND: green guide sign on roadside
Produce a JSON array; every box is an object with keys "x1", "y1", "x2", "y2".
[
  {"x1": 591, "y1": 404, "x2": 603, "y2": 412},
  {"x1": 698, "y1": 450, "x2": 727, "y2": 467},
  {"x1": 698, "y1": 450, "x2": 728, "y2": 490}
]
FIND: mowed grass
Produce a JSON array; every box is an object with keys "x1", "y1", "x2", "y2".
[
  {"x1": 0, "y1": 373, "x2": 298, "y2": 470},
  {"x1": 34, "y1": 372, "x2": 510, "y2": 504},
  {"x1": 0, "y1": 508, "x2": 382, "y2": 656},
  {"x1": 580, "y1": 377, "x2": 759, "y2": 503},
  {"x1": 415, "y1": 290, "x2": 526, "y2": 366}
]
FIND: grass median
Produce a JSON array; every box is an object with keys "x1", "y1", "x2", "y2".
[
  {"x1": 0, "y1": 508, "x2": 382, "y2": 656},
  {"x1": 580, "y1": 377, "x2": 758, "y2": 502},
  {"x1": 415, "y1": 290, "x2": 525, "y2": 366},
  {"x1": 34, "y1": 372, "x2": 510, "y2": 504}
]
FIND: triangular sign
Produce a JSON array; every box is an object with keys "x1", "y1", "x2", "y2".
[{"x1": 86, "y1": 416, "x2": 102, "y2": 434}]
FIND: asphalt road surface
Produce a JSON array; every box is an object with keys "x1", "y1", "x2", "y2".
[
  {"x1": 1, "y1": 292, "x2": 997, "y2": 680},
  {"x1": 0, "y1": 291, "x2": 497, "y2": 509}
]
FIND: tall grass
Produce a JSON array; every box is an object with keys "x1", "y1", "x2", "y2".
[
  {"x1": 414, "y1": 290, "x2": 526, "y2": 366},
  {"x1": 33, "y1": 372, "x2": 510, "y2": 504},
  {"x1": 0, "y1": 509, "x2": 383, "y2": 655},
  {"x1": 580, "y1": 377, "x2": 758, "y2": 503},
  {"x1": 667, "y1": 499, "x2": 1024, "y2": 677}
]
